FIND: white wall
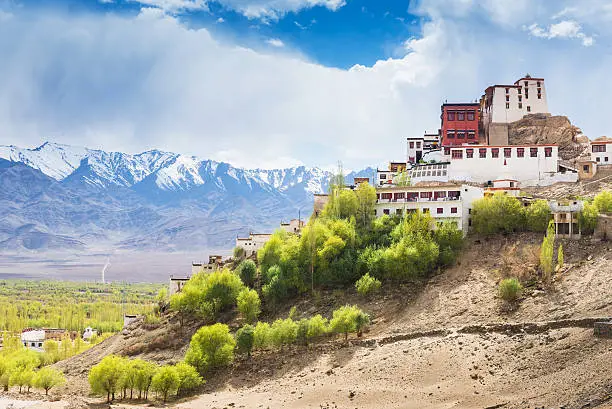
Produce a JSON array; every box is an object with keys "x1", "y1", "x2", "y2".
[
  {"x1": 484, "y1": 78, "x2": 548, "y2": 126},
  {"x1": 441, "y1": 145, "x2": 559, "y2": 186},
  {"x1": 591, "y1": 142, "x2": 611, "y2": 165}
]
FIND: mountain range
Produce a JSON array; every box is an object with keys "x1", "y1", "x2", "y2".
[{"x1": 0, "y1": 142, "x2": 374, "y2": 253}]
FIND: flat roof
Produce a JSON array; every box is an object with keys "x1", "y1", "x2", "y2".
[
  {"x1": 447, "y1": 144, "x2": 558, "y2": 148},
  {"x1": 441, "y1": 103, "x2": 480, "y2": 107},
  {"x1": 376, "y1": 183, "x2": 461, "y2": 191}
]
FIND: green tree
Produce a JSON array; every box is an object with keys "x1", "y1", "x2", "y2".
[
  {"x1": 151, "y1": 365, "x2": 179, "y2": 403},
  {"x1": 524, "y1": 199, "x2": 552, "y2": 232},
  {"x1": 296, "y1": 319, "x2": 310, "y2": 345},
  {"x1": 185, "y1": 323, "x2": 236, "y2": 374},
  {"x1": 270, "y1": 318, "x2": 298, "y2": 350},
  {"x1": 253, "y1": 322, "x2": 271, "y2": 350},
  {"x1": 355, "y1": 273, "x2": 381, "y2": 297},
  {"x1": 594, "y1": 190, "x2": 612, "y2": 213},
  {"x1": 175, "y1": 362, "x2": 203, "y2": 397},
  {"x1": 579, "y1": 201, "x2": 599, "y2": 234},
  {"x1": 354, "y1": 182, "x2": 377, "y2": 230},
  {"x1": 237, "y1": 260, "x2": 257, "y2": 288},
  {"x1": 235, "y1": 324, "x2": 255, "y2": 357},
  {"x1": 88, "y1": 355, "x2": 126, "y2": 402},
  {"x1": 540, "y1": 221, "x2": 555, "y2": 283},
  {"x1": 155, "y1": 287, "x2": 168, "y2": 312},
  {"x1": 557, "y1": 244, "x2": 564, "y2": 271},
  {"x1": 472, "y1": 193, "x2": 525, "y2": 234},
  {"x1": 33, "y1": 367, "x2": 66, "y2": 396},
  {"x1": 233, "y1": 246, "x2": 246, "y2": 262},
  {"x1": 236, "y1": 289, "x2": 261, "y2": 324},
  {"x1": 329, "y1": 305, "x2": 370, "y2": 342},
  {"x1": 134, "y1": 360, "x2": 157, "y2": 400},
  {"x1": 10, "y1": 367, "x2": 34, "y2": 393},
  {"x1": 306, "y1": 315, "x2": 329, "y2": 340},
  {"x1": 433, "y1": 221, "x2": 464, "y2": 266}
]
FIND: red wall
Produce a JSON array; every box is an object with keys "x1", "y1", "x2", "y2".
[{"x1": 441, "y1": 104, "x2": 479, "y2": 146}]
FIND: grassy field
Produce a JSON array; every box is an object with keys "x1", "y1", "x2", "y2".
[{"x1": 0, "y1": 279, "x2": 165, "y2": 334}]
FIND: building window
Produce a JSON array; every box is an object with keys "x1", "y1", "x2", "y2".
[
  {"x1": 416, "y1": 142, "x2": 421, "y2": 148},
  {"x1": 505, "y1": 87, "x2": 509, "y2": 94},
  {"x1": 373, "y1": 209, "x2": 377, "y2": 216},
  {"x1": 518, "y1": 103, "x2": 523, "y2": 109},
  {"x1": 380, "y1": 174, "x2": 386, "y2": 179},
  {"x1": 583, "y1": 165, "x2": 590, "y2": 172},
  {"x1": 409, "y1": 141, "x2": 414, "y2": 149},
  {"x1": 530, "y1": 147, "x2": 538, "y2": 157},
  {"x1": 527, "y1": 106, "x2": 531, "y2": 112},
  {"x1": 466, "y1": 148, "x2": 473, "y2": 158},
  {"x1": 381, "y1": 193, "x2": 392, "y2": 200},
  {"x1": 537, "y1": 94, "x2": 542, "y2": 99},
  {"x1": 518, "y1": 87, "x2": 521, "y2": 94},
  {"x1": 491, "y1": 148, "x2": 499, "y2": 158},
  {"x1": 545, "y1": 147, "x2": 552, "y2": 157},
  {"x1": 447, "y1": 130, "x2": 455, "y2": 138},
  {"x1": 479, "y1": 148, "x2": 487, "y2": 158},
  {"x1": 452, "y1": 150, "x2": 463, "y2": 159},
  {"x1": 524, "y1": 81, "x2": 528, "y2": 86},
  {"x1": 396, "y1": 209, "x2": 403, "y2": 215},
  {"x1": 592, "y1": 145, "x2": 606, "y2": 153},
  {"x1": 517, "y1": 148, "x2": 525, "y2": 157},
  {"x1": 467, "y1": 111, "x2": 475, "y2": 121},
  {"x1": 518, "y1": 95, "x2": 522, "y2": 102},
  {"x1": 437, "y1": 208, "x2": 443, "y2": 214},
  {"x1": 447, "y1": 111, "x2": 455, "y2": 121},
  {"x1": 606, "y1": 157, "x2": 609, "y2": 162},
  {"x1": 505, "y1": 103, "x2": 510, "y2": 109},
  {"x1": 422, "y1": 208, "x2": 429, "y2": 214},
  {"x1": 597, "y1": 157, "x2": 601, "y2": 162},
  {"x1": 451, "y1": 207, "x2": 458, "y2": 214},
  {"x1": 457, "y1": 131, "x2": 465, "y2": 139},
  {"x1": 537, "y1": 81, "x2": 541, "y2": 87},
  {"x1": 505, "y1": 95, "x2": 510, "y2": 102},
  {"x1": 383, "y1": 209, "x2": 390, "y2": 215},
  {"x1": 457, "y1": 111, "x2": 465, "y2": 121},
  {"x1": 444, "y1": 147, "x2": 451, "y2": 155},
  {"x1": 468, "y1": 131, "x2": 475, "y2": 139},
  {"x1": 504, "y1": 148, "x2": 512, "y2": 158}
]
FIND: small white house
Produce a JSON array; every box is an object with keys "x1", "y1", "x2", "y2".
[
  {"x1": 236, "y1": 233, "x2": 273, "y2": 256},
  {"x1": 591, "y1": 138, "x2": 612, "y2": 167},
  {"x1": 21, "y1": 330, "x2": 45, "y2": 351},
  {"x1": 82, "y1": 327, "x2": 97, "y2": 341},
  {"x1": 169, "y1": 275, "x2": 191, "y2": 295}
]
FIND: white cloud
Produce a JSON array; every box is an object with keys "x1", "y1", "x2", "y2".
[
  {"x1": 0, "y1": 3, "x2": 611, "y2": 170},
  {"x1": 526, "y1": 20, "x2": 594, "y2": 46},
  {"x1": 266, "y1": 38, "x2": 284, "y2": 47},
  {"x1": 216, "y1": 17, "x2": 225, "y2": 23},
  {"x1": 131, "y1": 0, "x2": 345, "y2": 19}
]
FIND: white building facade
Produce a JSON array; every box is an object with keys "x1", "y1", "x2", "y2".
[
  {"x1": 236, "y1": 233, "x2": 273, "y2": 256},
  {"x1": 407, "y1": 133, "x2": 440, "y2": 164},
  {"x1": 374, "y1": 184, "x2": 484, "y2": 233},
  {"x1": 591, "y1": 139, "x2": 612, "y2": 166},
  {"x1": 21, "y1": 330, "x2": 45, "y2": 351}
]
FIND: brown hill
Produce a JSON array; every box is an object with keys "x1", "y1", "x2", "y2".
[{"x1": 508, "y1": 114, "x2": 588, "y2": 160}]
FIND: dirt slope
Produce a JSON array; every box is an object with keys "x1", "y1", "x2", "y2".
[{"x1": 41, "y1": 234, "x2": 612, "y2": 408}]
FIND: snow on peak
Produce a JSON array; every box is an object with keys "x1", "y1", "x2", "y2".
[{"x1": 0, "y1": 142, "x2": 88, "y2": 180}]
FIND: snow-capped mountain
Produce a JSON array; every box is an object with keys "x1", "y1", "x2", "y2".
[{"x1": 0, "y1": 142, "x2": 374, "y2": 252}]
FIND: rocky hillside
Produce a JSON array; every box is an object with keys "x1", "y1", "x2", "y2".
[
  {"x1": 51, "y1": 233, "x2": 612, "y2": 409},
  {"x1": 508, "y1": 114, "x2": 588, "y2": 160}
]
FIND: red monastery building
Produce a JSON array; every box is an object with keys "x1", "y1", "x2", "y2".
[{"x1": 440, "y1": 103, "x2": 480, "y2": 147}]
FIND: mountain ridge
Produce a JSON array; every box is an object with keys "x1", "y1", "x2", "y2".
[{"x1": 0, "y1": 142, "x2": 375, "y2": 252}]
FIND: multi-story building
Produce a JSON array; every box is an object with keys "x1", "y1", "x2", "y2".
[
  {"x1": 374, "y1": 183, "x2": 484, "y2": 233},
  {"x1": 235, "y1": 233, "x2": 273, "y2": 256},
  {"x1": 409, "y1": 144, "x2": 577, "y2": 186},
  {"x1": 481, "y1": 75, "x2": 549, "y2": 145},
  {"x1": 280, "y1": 219, "x2": 305, "y2": 234},
  {"x1": 591, "y1": 137, "x2": 612, "y2": 167},
  {"x1": 407, "y1": 133, "x2": 440, "y2": 164},
  {"x1": 440, "y1": 103, "x2": 480, "y2": 146}
]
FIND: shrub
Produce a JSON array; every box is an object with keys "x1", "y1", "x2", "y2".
[
  {"x1": 355, "y1": 273, "x2": 381, "y2": 297},
  {"x1": 236, "y1": 289, "x2": 261, "y2": 324},
  {"x1": 306, "y1": 314, "x2": 329, "y2": 340},
  {"x1": 594, "y1": 190, "x2": 612, "y2": 213},
  {"x1": 185, "y1": 323, "x2": 236, "y2": 375},
  {"x1": 33, "y1": 367, "x2": 65, "y2": 396},
  {"x1": 134, "y1": 360, "x2": 157, "y2": 400},
  {"x1": 329, "y1": 305, "x2": 370, "y2": 342},
  {"x1": 472, "y1": 193, "x2": 525, "y2": 235},
  {"x1": 175, "y1": 362, "x2": 203, "y2": 397},
  {"x1": 498, "y1": 278, "x2": 523, "y2": 302},
  {"x1": 270, "y1": 318, "x2": 298, "y2": 350},
  {"x1": 557, "y1": 244, "x2": 564, "y2": 271},
  {"x1": 235, "y1": 324, "x2": 255, "y2": 357},
  {"x1": 237, "y1": 260, "x2": 257, "y2": 287},
  {"x1": 10, "y1": 367, "x2": 34, "y2": 393},
  {"x1": 296, "y1": 319, "x2": 310, "y2": 345},
  {"x1": 151, "y1": 365, "x2": 179, "y2": 402},
  {"x1": 540, "y1": 221, "x2": 555, "y2": 282},
  {"x1": 579, "y1": 202, "x2": 599, "y2": 235},
  {"x1": 89, "y1": 355, "x2": 127, "y2": 402},
  {"x1": 253, "y1": 322, "x2": 272, "y2": 350}
]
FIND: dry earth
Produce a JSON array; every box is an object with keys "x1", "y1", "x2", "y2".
[{"x1": 3, "y1": 234, "x2": 612, "y2": 409}]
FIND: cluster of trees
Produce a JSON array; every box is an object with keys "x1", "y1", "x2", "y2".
[
  {"x1": 0, "y1": 336, "x2": 66, "y2": 395},
  {"x1": 473, "y1": 190, "x2": 612, "y2": 236},
  {"x1": 40, "y1": 335, "x2": 91, "y2": 365},
  {"x1": 88, "y1": 355, "x2": 203, "y2": 403},
  {"x1": 0, "y1": 280, "x2": 162, "y2": 333},
  {"x1": 255, "y1": 181, "x2": 463, "y2": 307}
]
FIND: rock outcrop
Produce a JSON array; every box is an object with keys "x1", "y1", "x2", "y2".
[{"x1": 507, "y1": 114, "x2": 588, "y2": 160}]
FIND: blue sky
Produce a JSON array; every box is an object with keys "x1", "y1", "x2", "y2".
[{"x1": 0, "y1": 0, "x2": 611, "y2": 169}]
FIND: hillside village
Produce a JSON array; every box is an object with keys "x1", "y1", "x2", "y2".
[{"x1": 198, "y1": 74, "x2": 612, "y2": 272}]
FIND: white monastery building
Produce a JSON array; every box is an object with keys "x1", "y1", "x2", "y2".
[
  {"x1": 374, "y1": 183, "x2": 484, "y2": 234},
  {"x1": 235, "y1": 233, "x2": 273, "y2": 256},
  {"x1": 591, "y1": 137, "x2": 612, "y2": 167},
  {"x1": 481, "y1": 75, "x2": 549, "y2": 145},
  {"x1": 407, "y1": 133, "x2": 440, "y2": 164}
]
